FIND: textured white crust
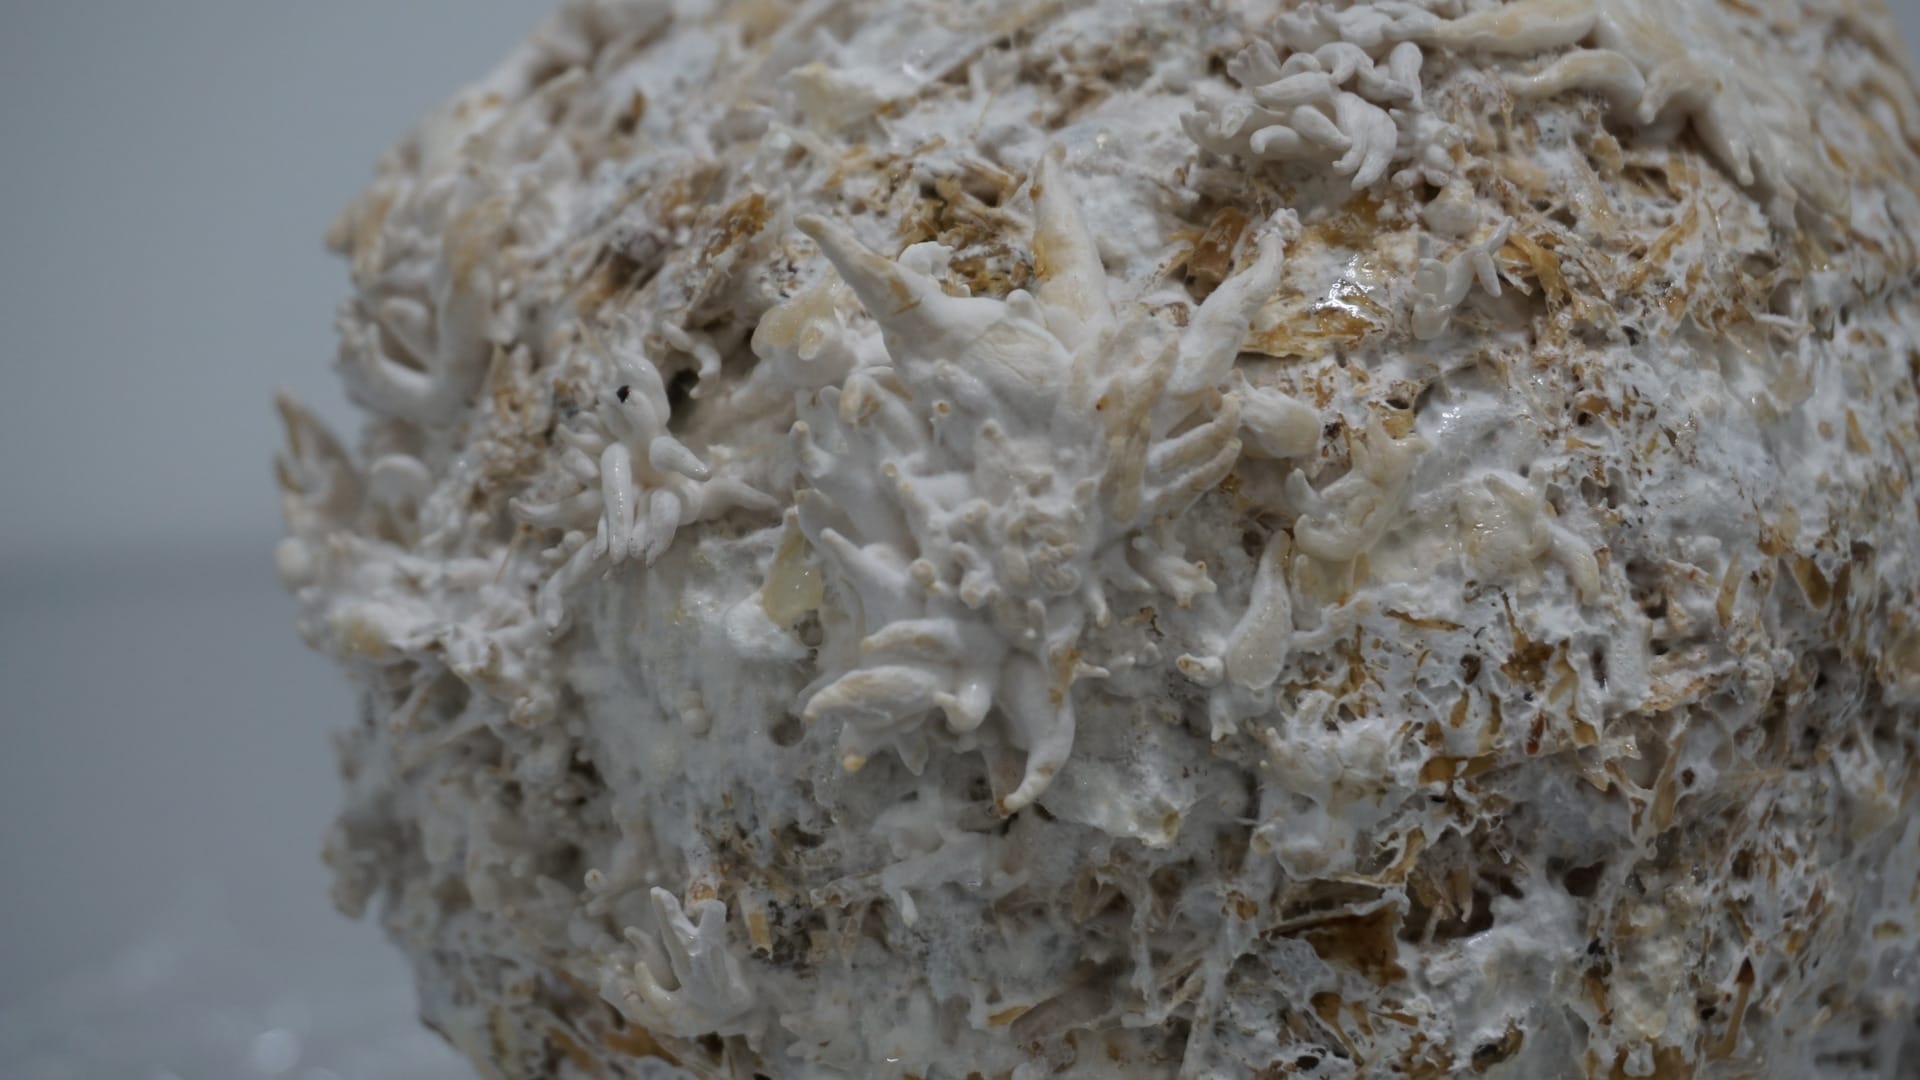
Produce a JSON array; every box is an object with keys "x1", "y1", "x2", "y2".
[{"x1": 279, "y1": 0, "x2": 1920, "y2": 1076}]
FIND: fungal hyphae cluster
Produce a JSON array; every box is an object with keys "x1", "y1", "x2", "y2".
[{"x1": 278, "y1": 0, "x2": 1920, "y2": 1076}]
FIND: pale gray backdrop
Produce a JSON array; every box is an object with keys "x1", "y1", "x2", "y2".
[
  {"x1": 1, "y1": 3, "x2": 1916, "y2": 1078},
  {"x1": 1, "y1": 6, "x2": 541, "y2": 1079}
]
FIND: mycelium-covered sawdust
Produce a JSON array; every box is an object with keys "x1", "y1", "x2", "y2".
[{"x1": 276, "y1": 0, "x2": 1920, "y2": 1076}]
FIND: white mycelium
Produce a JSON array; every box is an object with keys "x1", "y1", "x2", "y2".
[
  {"x1": 279, "y1": 0, "x2": 1920, "y2": 1076},
  {"x1": 788, "y1": 161, "x2": 1290, "y2": 811}
]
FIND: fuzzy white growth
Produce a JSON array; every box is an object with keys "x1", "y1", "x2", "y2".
[
  {"x1": 510, "y1": 329, "x2": 777, "y2": 625},
  {"x1": 1457, "y1": 471, "x2": 1556, "y2": 583},
  {"x1": 1286, "y1": 415, "x2": 1426, "y2": 563},
  {"x1": 1457, "y1": 471, "x2": 1603, "y2": 601},
  {"x1": 328, "y1": 59, "x2": 599, "y2": 427},
  {"x1": 814, "y1": 784, "x2": 1005, "y2": 925},
  {"x1": 734, "y1": 275, "x2": 869, "y2": 412},
  {"x1": 1233, "y1": 373, "x2": 1323, "y2": 461},
  {"x1": 1253, "y1": 693, "x2": 1398, "y2": 878},
  {"x1": 1424, "y1": 0, "x2": 1846, "y2": 218},
  {"x1": 600, "y1": 888, "x2": 757, "y2": 1039},
  {"x1": 273, "y1": 392, "x2": 363, "y2": 541},
  {"x1": 1270, "y1": 0, "x2": 1438, "y2": 53},
  {"x1": 283, "y1": 1, "x2": 1920, "y2": 1074},
  {"x1": 334, "y1": 202, "x2": 504, "y2": 427},
  {"x1": 1182, "y1": 4, "x2": 1456, "y2": 188},
  {"x1": 791, "y1": 153, "x2": 1288, "y2": 811},
  {"x1": 1411, "y1": 218, "x2": 1512, "y2": 340},
  {"x1": 1222, "y1": 531, "x2": 1294, "y2": 691},
  {"x1": 272, "y1": 393, "x2": 365, "y2": 594}
]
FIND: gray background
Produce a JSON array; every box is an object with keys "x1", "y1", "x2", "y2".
[
  {"x1": 0, "y1": 5, "x2": 540, "y2": 1078},
  {"x1": 1, "y1": 3, "x2": 1916, "y2": 1078}
]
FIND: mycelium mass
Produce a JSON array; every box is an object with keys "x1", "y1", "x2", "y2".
[{"x1": 277, "y1": 0, "x2": 1920, "y2": 1075}]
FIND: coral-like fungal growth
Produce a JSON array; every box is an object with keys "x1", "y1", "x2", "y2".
[
  {"x1": 789, "y1": 156, "x2": 1289, "y2": 810},
  {"x1": 279, "y1": 0, "x2": 1920, "y2": 1077},
  {"x1": 1183, "y1": 8, "x2": 1458, "y2": 189}
]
